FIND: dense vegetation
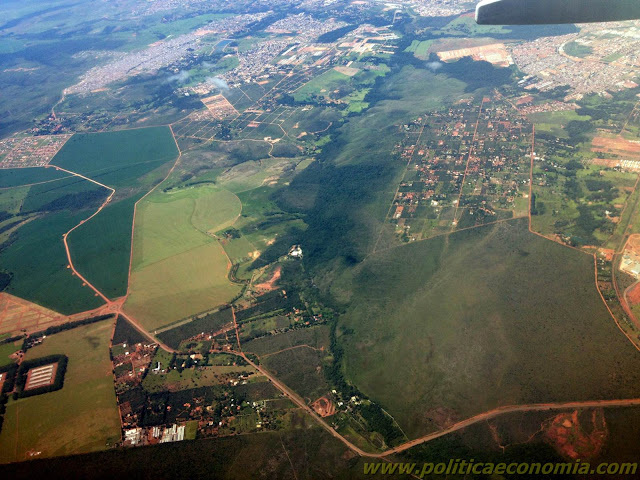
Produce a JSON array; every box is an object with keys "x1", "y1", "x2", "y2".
[
  {"x1": 112, "y1": 315, "x2": 148, "y2": 346},
  {"x1": 14, "y1": 354, "x2": 68, "y2": 399},
  {"x1": 336, "y1": 219, "x2": 640, "y2": 437},
  {"x1": 157, "y1": 308, "x2": 234, "y2": 349}
]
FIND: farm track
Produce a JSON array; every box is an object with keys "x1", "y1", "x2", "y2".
[
  {"x1": 9, "y1": 71, "x2": 640, "y2": 461},
  {"x1": 53, "y1": 130, "x2": 184, "y2": 353}
]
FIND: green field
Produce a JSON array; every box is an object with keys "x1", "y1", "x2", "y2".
[
  {"x1": 564, "y1": 40, "x2": 593, "y2": 58},
  {"x1": 263, "y1": 346, "x2": 331, "y2": 402},
  {"x1": 434, "y1": 15, "x2": 512, "y2": 36},
  {"x1": 335, "y1": 218, "x2": 640, "y2": 439},
  {"x1": 0, "y1": 341, "x2": 19, "y2": 367},
  {"x1": 0, "y1": 319, "x2": 121, "y2": 463},
  {"x1": 0, "y1": 127, "x2": 179, "y2": 312},
  {"x1": 142, "y1": 364, "x2": 256, "y2": 393},
  {"x1": 242, "y1": 325, "x2": 330, "y2": 357},
  {"x1": 66, "y1": 195, "x2": 140, "y2": 298},
  {"x1": 294, "y1": 69, "x2": 350, "y2": 102},
  {"x1": 0, "y1": 208, "x2": 105, "y2": 314},
  {"x1": 527, "y1": 110, "x2": 590, "y2": 138},
  {"x1": 0, "y1": 168, "x2": 68, "y2": 189},
  {"x1": 217, "y1": 158, "x2": 298, "y2": 194},
  {"x1": 50, "y1": 127, "x2": 178, "y2": 188},
  {"x1": 131, "y1": 186, "x2": 240, "y2": 270},
  {"x1": 125, "y1": 185, "x2": 242, "y2": 330},
  {"x1": 404, "y1": 40, "x2": 434, "y2": 59}
]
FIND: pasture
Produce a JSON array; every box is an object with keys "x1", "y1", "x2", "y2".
[
  {"x1": 126, "y1": 242, "x2": 240, "y2": 331},
  {"x1": 126, "y1": 185, "x2": 242, "y2": 330},
  {"x1": 404, "y1": 40, "x2": 434, "y2": 59},
  {"x1": 527, "y1": 110, "x2": 590, "y2": 138},
  {"x1": 0, "y1": 319, "x2": 121, "y2": 463},
  {"x1": 294, "y1": 69, "x2": 350, "y2": 102},
  {"x1": 0, "y1": 341, "x2": 19, "y2": 367},
  {"x1": 131, "y1": 186, "x2": 240, "y2": 270},
  {"x1": 336, "y1": 218, "x2": 640, "y2": 439},
  {"x1": 263, "y1": 346, "x2": 331, "y2": 403}
]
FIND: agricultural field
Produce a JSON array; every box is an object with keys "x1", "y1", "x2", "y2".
[
  {"x1": 0, "y1": 207, "x2": 105, "y2": 314},
  {"x1": 0, "y1": 340, "x2": 19, "y2": 367},
  {"x1": 0, "y1": 167, "x2": 68, "y2": 188},
  {"x1": 125, "y1": 185, "x2": 242, "y2": 330},
  {"x1": 404, "y1": 40, "x2": 434, "y2": 59},
  {"x1": 335, "y1": 218, "x2": 640, "y2": 439},
  {"x1": 157, "y1": 307, "x2": 234, "y2": 349},
  {"x1": 293, "y1": 69, "x2": 351, "y2": 102},
  {"x1": 0, "y1": 127, "x2": 179, "y2": 312},
  {"x1": 50, "y1": 127, "x2": 178, "y2": 188},
  {"x1": 0, "y1": 319, "x2": 121, "y2": 463}
]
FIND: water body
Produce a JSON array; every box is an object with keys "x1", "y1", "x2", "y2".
[{"x1": 214, "y1": 39, "x2": 233, "y2": 52}]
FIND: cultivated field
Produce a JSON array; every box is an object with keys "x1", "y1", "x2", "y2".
[
  {"x1": 0, "y1": 208, "x2": 105, "y2": 314},
  {"x1": 0, "y1": 293, "x2": 68, "y2": 337},
  {"x1": 125, "y1": 186, "x2": 242, "y2": 330},
  {"x1": 50, "y1": 127, "x2": 178, "y2": 188},
  {"x1": 336, "y1": 218, "x2": 640, "y2": 439},
  {"x1": 0, "y1": 127, "x2": 179, "y2": 313},
  {"x1": 0, "y1": 319, "x2": 121, "y2": 463},
  {"x1": 126, "y1": 242, "x2": 240, "y2": 331}
]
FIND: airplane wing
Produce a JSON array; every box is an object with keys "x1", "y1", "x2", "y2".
[{"x1": 476, "y1": 0, "x2": 640, "y2": 25}]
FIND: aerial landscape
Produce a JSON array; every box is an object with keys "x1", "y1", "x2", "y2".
[{"x1": 2, "y1": 0, "x2": 640, "y2": 478}]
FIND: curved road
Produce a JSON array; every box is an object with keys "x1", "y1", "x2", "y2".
[{"x1": 55, "y1": 127, "x2": 640, "y2": 461}]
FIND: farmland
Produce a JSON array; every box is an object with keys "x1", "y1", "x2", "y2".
[
  {"x1": 262, "y1": 347, "x2": 331, "y2": 402},
  {"x1": 336, "y1": 218, "x2": 640, "y2": 439},
  {"x1": 404, "y1": 40, "x2": 434, "y2": 59},
  {"x1": 0, "y1": 127, "x2": 179, "y2": 312},
  {"x1": 125, "y1": 185, "x2": 242, "y2": 330},
  {"x1": 0, "y1": 167, "x2": 68, "y2": 188},
  {"x1": 0, "y1": 341, "x2": 19, "y2": 367},
  {"x1": 294, "y1": 69, "x2": 350, "y2": 102},
  {"x1": 4, "y1": 1, "x2": 640, "y2": 473},
  {"x1": 527, "y1": 110, "x2": 588, "y2": 138},
  {"x1": 0, "y1": 208, "x2": 105, "y2": 314},
  {"x1": 50, "y1": 128, "x2": 178, "y2": 188},
  {"x1": 0, "y1": 319, "x2": 121, "y2": 463}
]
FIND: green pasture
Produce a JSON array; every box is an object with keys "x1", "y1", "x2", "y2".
[{"x1": 0, "y1": 319, "x2": 120, "y2": 463}]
